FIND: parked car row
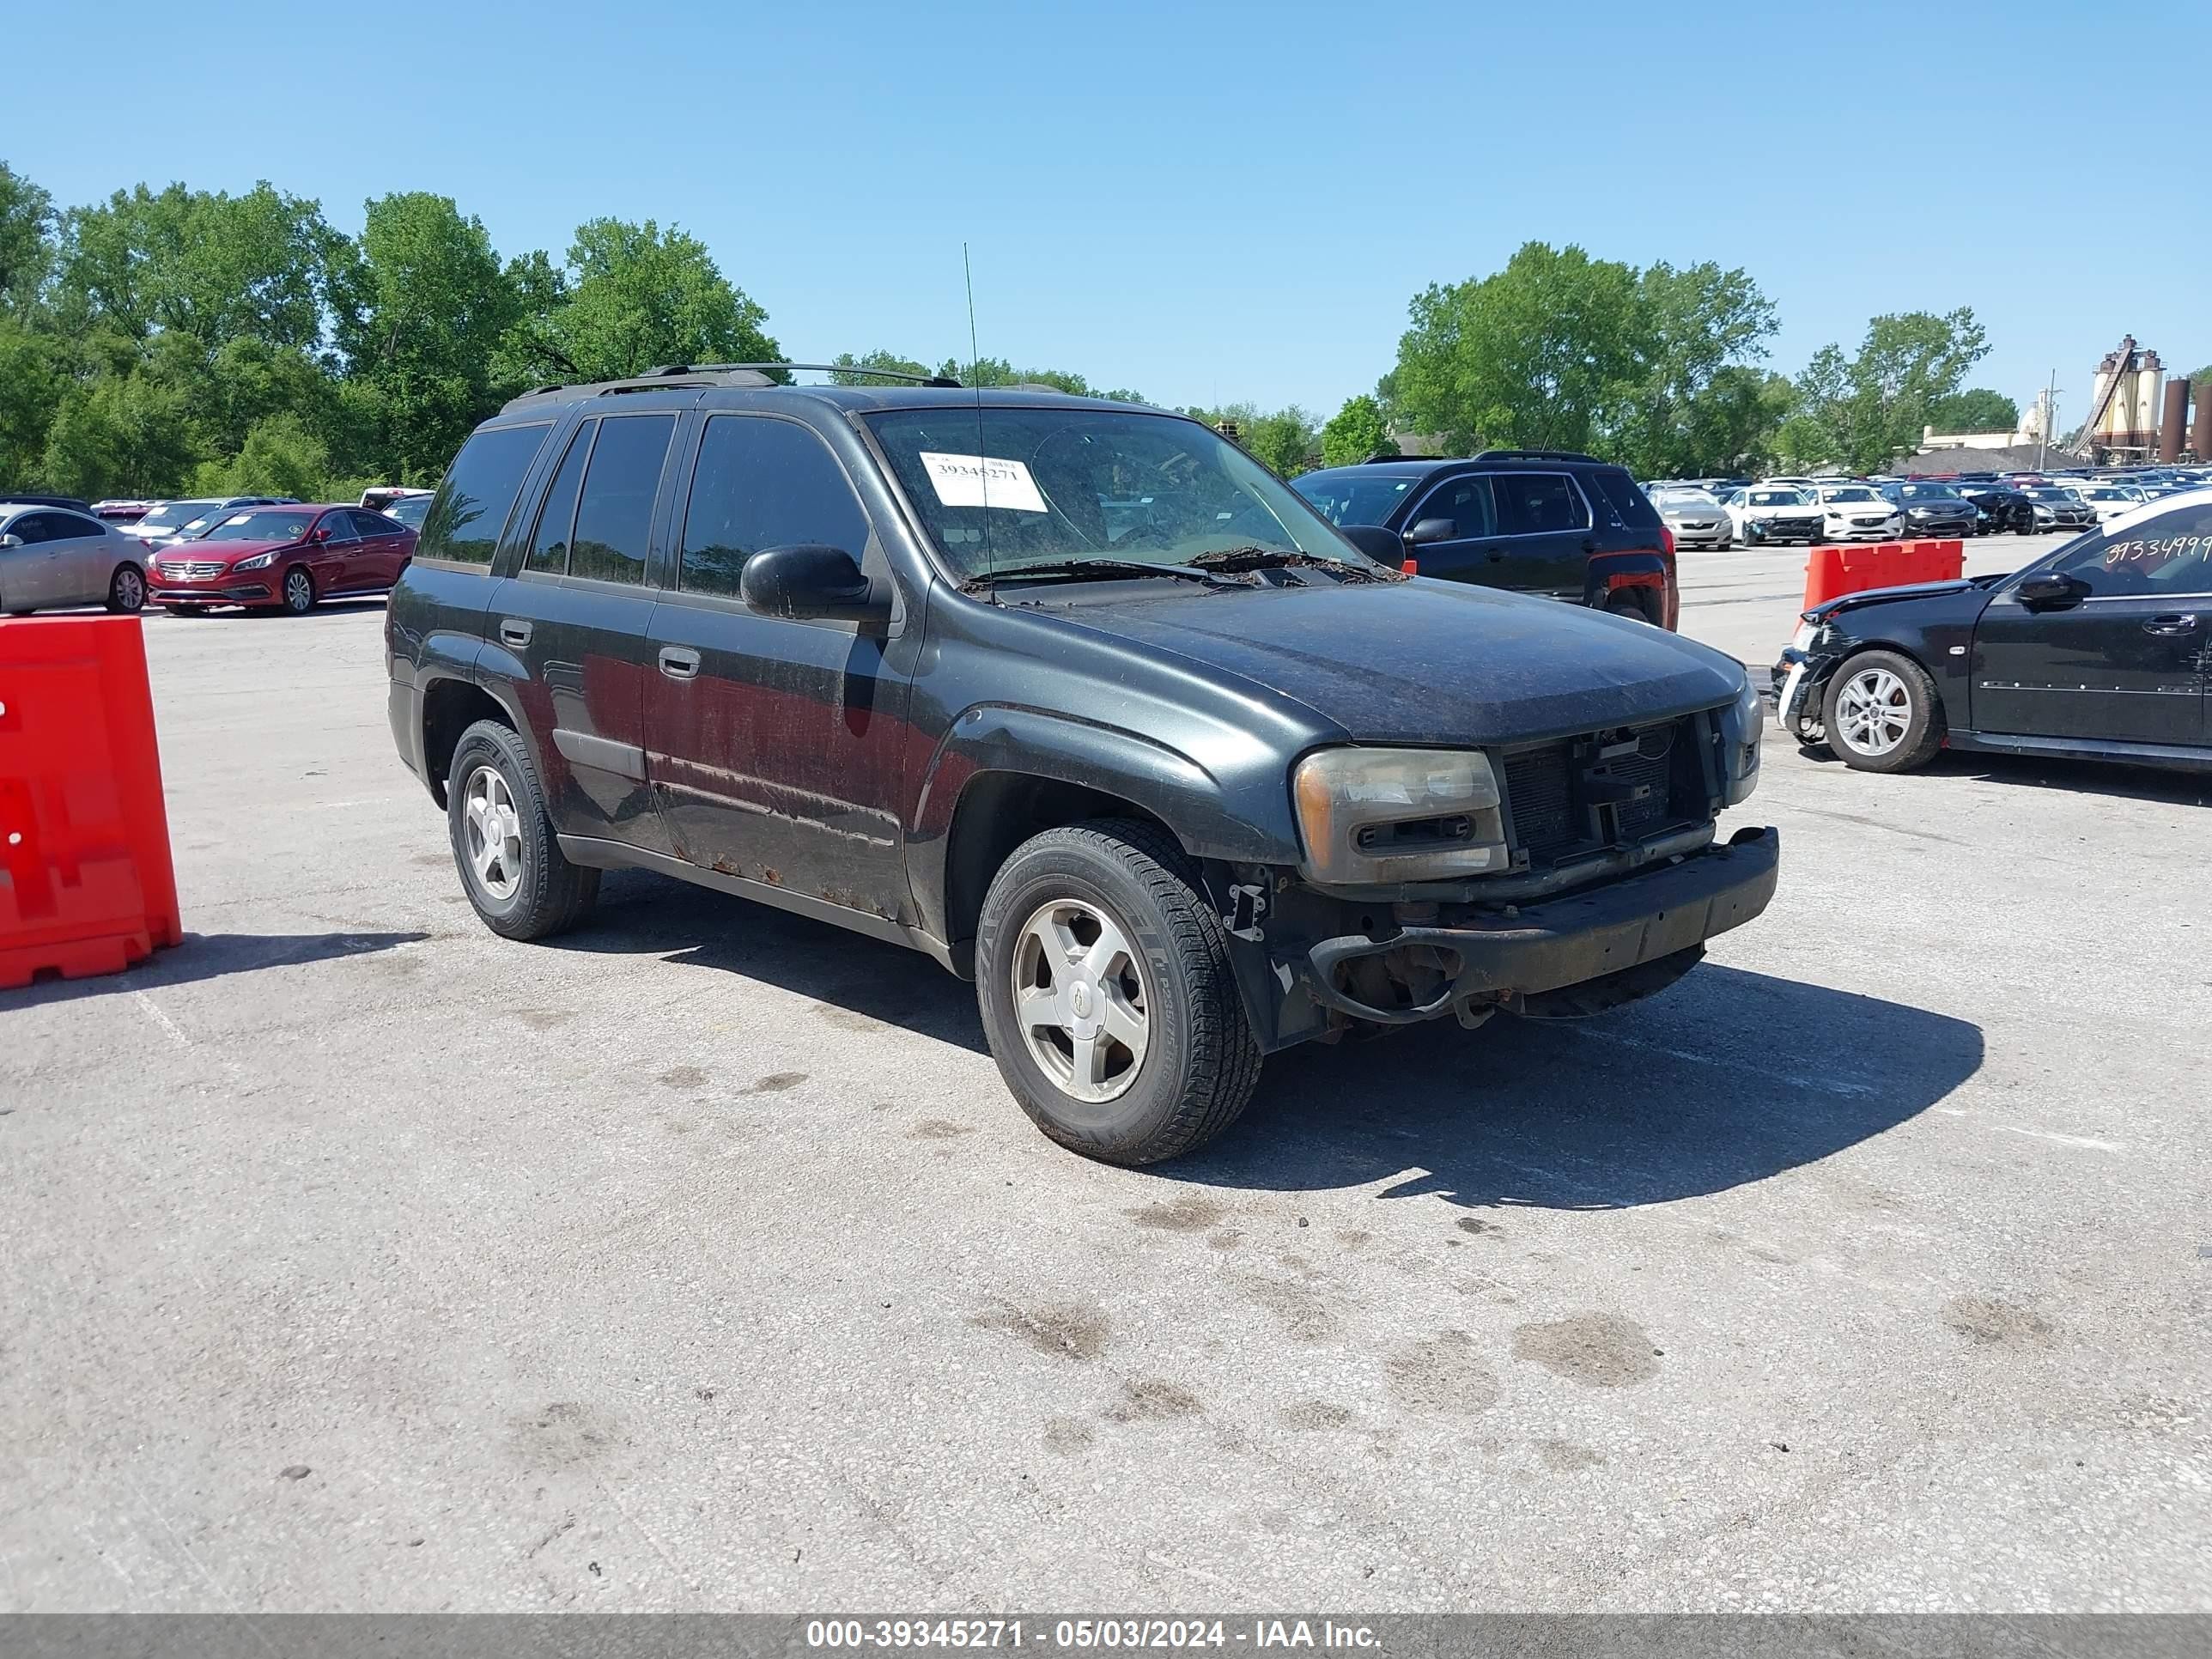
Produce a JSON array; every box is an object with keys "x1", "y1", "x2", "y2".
[{"x1": 0, "y1": 492, "x2": 418, "y2": 617}]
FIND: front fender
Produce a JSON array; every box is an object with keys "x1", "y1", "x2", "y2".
[{"x1": 908, "y1": 703, "x2": 1303, "y2": 945}]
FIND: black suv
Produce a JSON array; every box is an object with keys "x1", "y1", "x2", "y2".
[
  {"x1": 1290, "y1": 453, "x2": 1679, "y2": 628},
  {"x1": 386, "y1": 368, "x2": 1778, "y2": 1164}
]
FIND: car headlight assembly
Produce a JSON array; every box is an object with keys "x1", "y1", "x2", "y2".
[
  {"x1": 1291, "y1": 747, "x2": 1509, "y2": 884},
  {"x1": 1725, "y1": 674, "x2": 1763, "y2": 805},
  {"x1": 233, "y1": 550, "x2": 277, "y2": 570}
]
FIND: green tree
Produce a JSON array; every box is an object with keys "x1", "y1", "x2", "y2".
[
  {"x1": 0, "y1": 317, "x2": 64, "y2": 480},
  {"x1": 38, "y1": 368, "x2": 199, "y2": 499},
  {"x1": 1788, "y1": 309, "x2": 1991, "y2": 471},
  {"x1": 1321, "y1": 394, "x2": 1395, "y2": 466},
  {"x1": 1927, "y1": 387, "x2": 2018, "y2": 434},
  {"x1": 1392, "y1": 242, "x2": 1643, "y2": 457},
  {"x1": 830, "y1": 349, "x2": 933, "y2": 385},
  {"x1": 0, "y1": 161, "x2": 55, "y2": 314},
  {"x1": 193, "y1": 410, "x2": 331, "y2": 499},
  {"x1": 507, "y1": 218, "x2": 779, "y2": 384},
  {"x1": 1608, "y1": 261, "x2": 1779, "y2": 477},
  {"x1": 58, "y1": 181, "x2": 349, "y2": 350},
  {"x1": 336, "y1": 192, "x2": 524, "y2": 483}
]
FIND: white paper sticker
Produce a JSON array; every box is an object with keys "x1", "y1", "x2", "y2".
[{"x1": 918, "y1": 451, "x2": 1047, "y2": 514}]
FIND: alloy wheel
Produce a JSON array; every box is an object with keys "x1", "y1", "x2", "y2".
[
  {"x1": 1011, "y1": 896, "x2": 1151, "y2": 1103},
  {"x1": 462, "y1": 765, "x2": 526, "y2": 901},
  {"x1": 1834, "y1": 666, "x2": 1911, "y2": 757}
]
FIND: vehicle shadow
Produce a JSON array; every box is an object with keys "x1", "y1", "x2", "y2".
[
  {"x1": 5, "y1": 929, "x2": 429, "y2": 1006},
  {"x1": 550, "y1": 870, "x2": 990, "y2": 1054},
  {"x1": 1173, "y1": 963, "x2": 1983, "y2": 1212},
  {"x1": 1793, "y1": 739, "x2": 2210, "y2": 805}
]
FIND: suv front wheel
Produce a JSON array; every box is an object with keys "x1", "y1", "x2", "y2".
[
  {"x1": 446, "y1": 719, "x2": 600, "y2": 939},
  {"x1": 975, "y1": 820, "x2": 1261, "y2": 1165}
]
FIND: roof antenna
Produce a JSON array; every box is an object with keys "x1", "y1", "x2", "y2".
[{"x1": 964, "y1": 242, "x2": 995, "y2": 599}]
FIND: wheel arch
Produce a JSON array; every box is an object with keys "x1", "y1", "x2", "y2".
[{"x1": 420, "y1": 675, "x2": 523, "y2": 809}]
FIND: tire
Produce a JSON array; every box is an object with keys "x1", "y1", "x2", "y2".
[
  {"x1": 1605, "y1": 591, "x2": 1658, "y2": 625},
  {"x1": 445, "y1": 719, "x2": 599, "y2": 941},
  {"x1": 105, "y1": 563, "x2": 147, "y2": 613},
  {"x1": 975, "y1": 818, "x2": 1261, "y2": 1166},
  {"x1": 280, "y1": 565, "x2": 316, "y2": 616},
  {"x1": 1820, "y1": 648, "x2": 1946, "y2": 774}
]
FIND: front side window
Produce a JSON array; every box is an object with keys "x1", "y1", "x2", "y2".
[
  {"x1": 420, "y1": 423, "x2": 553, "y2": 566},
  {"x1": 569, "y1": 414, "x2": 674, "y2": 586},
  {"x1": 1412, "y1": 475, "x2": 1497, "y2": 539},
  {"x1": 526, "y1": 421, "x2": 594, "y2": 574},
  {"x1": 681, "y1": 416, "x2": 870, "y2": 599},
  {"x1": 316, "y1": 511, "x2": 356, "y2": 544},
  {"x1": 1493, "y1": 473, "x2": 1589, "y2": 536},
  {"x1": 2050, "y1": 501, "x2": 2212, "y2": 598},
  {"x1": 864, "y1": 406, "x2": 1358, "y2": 580}
]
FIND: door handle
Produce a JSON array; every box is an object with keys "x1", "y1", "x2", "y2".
[
  {"x1": 498, "y1": 619, "x2": 532, "y2": 647},
  {"x1": 658, "y1": 646, "x2": 702, "y2": 681},
  {"x1": 2142, "y1": 614, "x2": 2201, "y2": 636}
]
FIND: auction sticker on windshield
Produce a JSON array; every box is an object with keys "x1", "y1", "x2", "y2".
[{"x1": 919, "y1": 452, "x2": 1048, "y2": 513}]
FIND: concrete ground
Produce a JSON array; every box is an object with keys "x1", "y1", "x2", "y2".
[{"x1": 3, "y1": 539, "x2": 2207, "y2": 1613}]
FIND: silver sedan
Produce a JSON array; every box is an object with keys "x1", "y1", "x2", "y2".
[
  {"x1": 1650, "y1": 487, "x2": 1734, "y2": 550},
  {"x1": 0, "y1": 502, "x2": 152, "y2": 615}
]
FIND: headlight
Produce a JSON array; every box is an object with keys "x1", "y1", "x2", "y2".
[
  {"x1": 1291, "y1": 747, "x2": 1508, "y2": 884},
  {"x1": 233, "y1": 550, "x2": 276, "y2": 570},
  {"x1": 1724, "y1": 674, "x2": 1763, "y2": 805}
]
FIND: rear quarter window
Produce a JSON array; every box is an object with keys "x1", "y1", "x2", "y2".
[
  {"x1": 418, "y1": 423, "x2": 553, "y2": 566},
  {"x1": 1591, "y1": 468, "x2": 1662, "y2": 531}
]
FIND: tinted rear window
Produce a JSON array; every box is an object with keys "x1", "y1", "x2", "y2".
[
  {"x1": 1591, "y1": 467, "x2": 1661, "y2": 530},
  {"x1": 569, "y1": 414, "x2": 675, "y2": 585},
  {"x1": 419, "y1": 424, "x2": 552, "y2": 565}
]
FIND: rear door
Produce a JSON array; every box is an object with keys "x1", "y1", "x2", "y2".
[
  {"x1": 1972, "y1": 505, "x2": 2212, "y2": 745},
  {"x1": 346, "y1": 509, "x2": 409, "y2": 589},
  {"x1": 643, "y1": 410, "x2": 915, "y2": 920},
  {"x1": 1489, "y1": 471, "x2": 1595, "y2": 599},
  {"x1": 42, "y1": 511, "x2": 118, "y2": 605},
  {"x1": 489, "y1": 411, "x2": 679, "y2": 851}
]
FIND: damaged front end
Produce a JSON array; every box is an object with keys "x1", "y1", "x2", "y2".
[{"x1": 1208, "y1": 695, "x2": 1779, "y2": 1049}]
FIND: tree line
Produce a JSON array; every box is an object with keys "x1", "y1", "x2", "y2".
[{"x1": 0, "y1": 158, "x2": 2033, "y2": 504}]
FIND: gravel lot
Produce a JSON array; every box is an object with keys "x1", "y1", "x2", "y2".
[{"x1": 4, "y1": 537, "x2": 2207, "y2": 1612}]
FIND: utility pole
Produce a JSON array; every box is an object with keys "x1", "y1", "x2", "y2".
[{"x1": 2038, "y1": 368, "x2": 2057, "y2": 471}]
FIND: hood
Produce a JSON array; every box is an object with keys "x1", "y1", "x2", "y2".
[
  {"x1": 1039, "y1": 578, "x2": 1747, "y2": 745},
  {"x1": 1807, "y1": 576, "x2": 1993, "y2": 623},
  {"x1": 154, "y1": 537, "x2": 296, "y2": 562},
  {"x1": 1820, "y1": 500, "x2": 1893, "y2": 515},
  {"x1": 1659, "y1": 502, "x2": 1723, "y2": 522}
]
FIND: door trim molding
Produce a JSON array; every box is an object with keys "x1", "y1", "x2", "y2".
[{"x1": 550, "y1": 727, "x2": 647, "y2": 781}]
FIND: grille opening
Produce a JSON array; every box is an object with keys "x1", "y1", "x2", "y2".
[
  {"x1": 1499, "y1": 716, "x2": 1707, "y2": 871},
  {"x1": 1356, "y1": 814, "x2": 1476, "y2": 853}
]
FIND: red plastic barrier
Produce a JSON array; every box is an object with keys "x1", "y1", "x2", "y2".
[
  {"x1": 0, "y1": 617, "x2": 182, "y2": 989},
  {"x1": 1802, "y1": 539, "x2": 1965, "y2": 610}
]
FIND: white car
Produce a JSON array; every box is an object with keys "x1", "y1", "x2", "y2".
[
  {"x1": 1722, "y1": 485, "x2": 1825, "y2": 545},
  {"x1": 1806, "y1": 483, "x2": 1905, "y2": 542},
  {"x1": 2073, "y1": 483, "x2": 2147, "y2": 524},
  {"x1": 1649, "y1": 486, "x2": 1732, "y2": 549}
]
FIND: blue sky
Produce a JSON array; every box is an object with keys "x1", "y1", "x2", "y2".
[{"x1": 10, "y1": 0, "x2": 2208, "y2": 422}]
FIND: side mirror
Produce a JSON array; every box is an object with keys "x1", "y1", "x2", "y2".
[
  {"x1": 2015, "y1": 570, "x2": 2087, "y2": 609},
  {"x1": 309, "y1": 526, "x2": 331, "y2": 544},
  {"x1": 1405, "y1": 517, "x2": 1459, "y2": 547},
  {"x1": 0, "y1": 534, "x2": 21, "y2": 550},
  {"x1": 740, "y1": 544, "x2": 888, "y2": 628},
  {"x1": 1335, "y1": 524, "x2": 1407, "y2": 567}
]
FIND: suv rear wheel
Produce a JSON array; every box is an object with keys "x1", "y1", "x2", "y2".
[
  {"x1": 446, "y1": 719, "x2": 599, "y2": 939},
  {"x1": 975, "y1": 819, "x2": 1261, "y2": 1165}
]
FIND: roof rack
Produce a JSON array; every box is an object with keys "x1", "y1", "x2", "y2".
[
  {"x1": 1471, "y1": 447, "x2": 1603, "y2": 465},
  {"x1": 500, "y1": 360, "x2": 965, "y2": 413}
]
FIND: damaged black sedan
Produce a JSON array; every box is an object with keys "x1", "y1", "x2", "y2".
[{"x1": 1774, "y1": 489, "x2": 2212, "y2": 775}]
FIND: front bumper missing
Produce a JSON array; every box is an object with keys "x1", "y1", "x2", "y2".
[{"x1": 1295, "y1": 826, "x2": 1780, "y2": 1026}]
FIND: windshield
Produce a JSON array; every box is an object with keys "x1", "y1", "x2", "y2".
[
  {"x1": 2023, "y1": 487, "x2": 2079, "y2": 501},
  {"x1": 1897, "y1": 483, "x2": 1962, "y2": 500},
  {"x1": 386, "y1": 495, "x2": 432, "y2": 528},
  {"x1": 202, "y1": 509, "x2": 318, "y2": 543},
  {"x1": 1820, "y1": 487, "x2": 1879, "y2": 502},
  {"x1": 1294, "y1": 471, "x2": 1419, "y2": 527},
  {"x1": 2083, "y1": 488, "x2": 2131, "y2": 501},
  {"x1": 1749, "y1": 489, "x2": 1806, "y2": 506},
  {"x1": 136, "y1": 501, "x2": 222, "y2": 536},
  {"x1": 1655, "y1": 489, "x2": 1721, "y2": 509},
  {"x1": 865, "y1": 407, "x2": 1363, "y2": 579}
]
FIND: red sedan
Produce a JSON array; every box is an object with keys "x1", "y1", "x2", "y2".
[{"x1": 148, "y1": 504, "x2": 416, "y2": 616}]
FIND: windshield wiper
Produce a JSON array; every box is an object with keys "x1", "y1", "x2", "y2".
[
  {"x1": 962, "y1": 559, "x2": 1249, "y2": 593},
  {"x1": 1184, "y1": 547, "x2": 1394, "y2": 583}
]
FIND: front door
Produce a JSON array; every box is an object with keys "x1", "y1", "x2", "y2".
[
  {"x1": 1972, "y1": 505, "x2": 2212, "y2": 746},
  {"x1": 489, "y1": 411, "x2": 678, "y2": 851},
  {"x1": 1487, "y1": 470, "x2": 1595, "y2": 600},
  {"x1": 3, "y1": 514, "x2": 70, "y2": 607},
  {"x1": 643, "y1": 411, "x2": 915, "y2": 923}
]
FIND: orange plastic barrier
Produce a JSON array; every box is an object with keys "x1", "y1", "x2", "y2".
[
  {"x1": 0, "y1": 617, "x2": 182, "y2": 989},
  {"x1": 1802, "y1": 539, "x2": 1965, "y2": 610}
]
